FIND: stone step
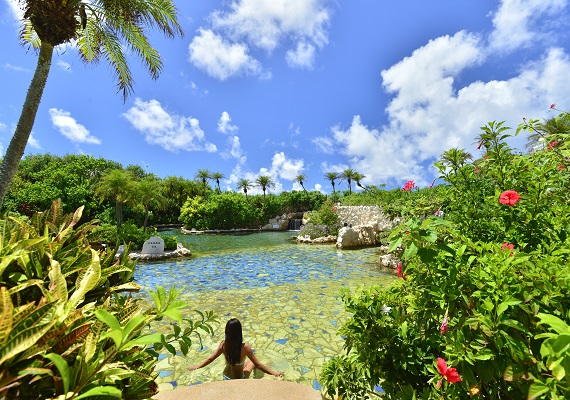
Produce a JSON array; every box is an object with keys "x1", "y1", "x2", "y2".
[{"x1": 153, "y1": 379, "x2": 323, "y2": 400}]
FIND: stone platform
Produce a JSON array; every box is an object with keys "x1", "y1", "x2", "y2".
[{"x1": 153, "y1": 379, "x2": 323, "y2": 400}]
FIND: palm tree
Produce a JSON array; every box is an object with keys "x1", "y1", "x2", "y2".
[
  {"x1": 295, "y1": 174, "x2": 307, "y2": 192},
  {"x1": 525, "y1": 114, "x2": 570, "y2": 152},
  {"x1": 195, "y1": 169, "x2": 212, "y2": 197},
  {"x1": 95, "y1": 169, "x2": 134, "y2": 227},
  {"x1": 353, "y1": 172, "x2": 367, "y2": 191},
  {"x1": 440, "y1": 148, "x2": 473, "y2": 174},
  {"x1": 211, "y1": 172, "x2": 225, "y2": 192},
  {"x1": 0, "y1": 0, "x2": 183, "y2": 209},
  {"x1": 133, "y1": 176, "x2": 167, "y2": 231},
  {"x1": 236, "y1": 178, "x2": 252, "y2": 197},
  {"x1": 255, "y1": 175, "x2": 275, "y2": 200},
  {"x1": 325, "y1": 172, "x2": 340, "y2": 195},
  {"x1": 341, "y1": 169, "x2": 357, "y2": 194}
]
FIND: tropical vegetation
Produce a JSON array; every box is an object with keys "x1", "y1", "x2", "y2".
[
  {"x1": 0, "y1": 0, "x2": 184, "y2": 209},
  {"x1": 0, "y1": 200, "x2": 216, "y2": 399},
  {"x1": 320, "y1": 111, "x2": 570, "y2": 399}
]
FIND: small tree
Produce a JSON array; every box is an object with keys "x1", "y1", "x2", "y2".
[
  {"x1": 195, "y1": 169, "x2": 212, "y2": 197},
  {"x1": 255, "y1": 175, "x2": 275, "y2": 200},
  {"x1": 237, "y1": 178, "x2": 253, "y2": 197},
  {"x1": 212, "y1": 172, "x2": 225, "y2": 192},
  {"x1": 95, "y1": 169, "x2": 134, "y2": 227}
]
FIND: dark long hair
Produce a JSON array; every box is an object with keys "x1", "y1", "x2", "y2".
[{"x1": 224, "y1": 318, "x2": 243, "y2": 365}]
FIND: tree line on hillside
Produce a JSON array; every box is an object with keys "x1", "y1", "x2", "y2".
[{"x1": 1, "y1": 153, "x2": 381, "y2": 229}]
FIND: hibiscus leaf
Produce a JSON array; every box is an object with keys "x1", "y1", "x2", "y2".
[
  {"x1": 527, "y1": 382, "x2": 549, "y2": 400},
  {"x1": 403, "y1": 242, "x2": 418, "y2": 259},
  {"x1": 387, "y1": 237, "x2": 402, "y2": 253}
]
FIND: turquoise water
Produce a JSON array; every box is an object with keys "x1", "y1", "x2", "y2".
[{"x1": 134, "y1": 231, "x2": 393, "y2": 392}]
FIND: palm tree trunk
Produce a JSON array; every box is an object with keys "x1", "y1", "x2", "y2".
[
  {"x1": 143, "y1": 207, "x2": 149, "y2": 232},
  {"x1": 0, "y1": 42, "x2": 54, "y2": 209},
  {"x1": 115, "y1": 199, "x2": 123, "y2": 227}
]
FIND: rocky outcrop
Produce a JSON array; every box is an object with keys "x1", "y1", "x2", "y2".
[
  {"x1": 296, "y1": 235, "x2": 337, "y2": 244},
  {"x1": 121, "y1": 243, "x2": 192, "y2": 261},
  {"x1": 336, "y1": 205, "x2": 398, "y2": 232},
  {"x1": 336, "y1": 225, "x2": 377, "y2": 249}
]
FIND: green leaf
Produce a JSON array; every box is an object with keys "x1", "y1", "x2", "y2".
[
  {"x1": 403, "y1": 241, "x2": 418, "y2": 259},
  {"x1": 179, "y1": 339, "x2": 189, "y2": 355},
  {"x1": 387, "y1": 237, "x2": 402, "y2": 253},
  {"x1": 537, "y1": 313, "x2": 570, "y2": 334},
  {"x1": 0, "y1": 287, "x2": 14, "y2": 347},
  {"x1": 527, "y1": 382, "x2": 549, "y2": 400},
  {"x1": 95, "y1": 310, "x2": 121, "y2": 330},
  {"x1": 161, "y1": 308, "x2": 182, "y2": 325},
  {"x1": 44, "y1": 353, "x2": 70, "y2": 395},
  {"x1": 473, "y1": 348, "x2": 494, "y2": 360},
  {"x1": 74, "y1": 386, "x2": 122, "y2": 399},
  {"x1": 100, "y1": 330, "x2": 123, "y2": 349},
  {"x1": 0, "y1": 302, "x2": 58, "y2": 365},
  {"x1": 497, "y1": 301, "x2": 519, "y2": 317},
  {"x1": 122, "y1": 333, "x2": 162, "y2": 350},
  {"x1": 121, "y1": 315, "x2": 146, "y2": 342}
]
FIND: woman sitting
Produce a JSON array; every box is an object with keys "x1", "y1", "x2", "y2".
[{"x1": 188, "y1": 318, "x2": 284, "y2": 380}]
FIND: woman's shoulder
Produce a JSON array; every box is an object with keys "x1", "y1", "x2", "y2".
[{"x1": 243, "y1": 342, "x2": 253, "y2": 352}]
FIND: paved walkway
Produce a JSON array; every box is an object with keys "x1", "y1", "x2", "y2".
[{"x1": 153, "y1": 380, "x2": 323, "y2": 400}]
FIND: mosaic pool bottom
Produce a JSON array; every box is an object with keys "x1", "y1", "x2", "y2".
[{"x1": 150, "y1": 274, "x2": 393, "y2": 392}]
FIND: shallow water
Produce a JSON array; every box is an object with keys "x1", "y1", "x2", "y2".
[{"x1": 134, "y1": 231, "x2": 393, "y2": 391}]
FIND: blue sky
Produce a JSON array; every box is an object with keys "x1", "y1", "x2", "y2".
[{"x1": 1, "y1": 0, "x2": 569, "y2": 194}]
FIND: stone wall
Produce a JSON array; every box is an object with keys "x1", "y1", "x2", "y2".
[{"x1": 335, "y1": 205, "x2": 396, "y2": 232}]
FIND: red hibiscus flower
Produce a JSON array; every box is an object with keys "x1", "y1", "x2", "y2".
[
  {"x1": 396, "y1": 262, "x2": 407, "y2": 280},
  {"x1": 550, "y1": 103, "x2": 556, "y2": 109},
  {"x1": 499, "y1": 190, "x2": 521, "y2": 206},
  {"x1": 477, "y1": 141, "x2": 483, "y2": 150},
  {"x1": 403, "y1": 180, "x2": 415, "y2": 191},
  {"x1": 437, "y1": 358, "x2": 462, "y2": 386},
  {"x1": 501, "y1": 242, "x2": 514, "y2": 251},
  {"x1": 547, "y1": 141, "x2": 559, "y2": 149},
  {"x1": 558, "y1": 165, "x2": 563, "y2": 171}
]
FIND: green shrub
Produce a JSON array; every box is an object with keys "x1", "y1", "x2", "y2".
[
  {"x1": 306, "y1": 200, "x2": 341, "y2": 236},
  {"x1": 298, "y1": 223, "x2": 329, "y2": 239},
  {"x1": 158, "y1": 233, "x2": 178, "y2": 250},
  {"x1": 0, "y1": 201, "x2": 217, "y2": 399},
  {"x1": 321, "y1": 114, "x2": 570, "y2": 399}
]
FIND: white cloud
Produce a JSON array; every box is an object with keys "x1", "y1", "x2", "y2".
[
  {"x1": 286, "y1": 42, "x2": 316, "y2": 69},
  {"x1": 0, "y1": 122, "x2": 6, "y2": 131},
  {"x1": 211, "y1": 0, "x2": 330, "y2": 52},
  {"x1": 5, "y1": 0, "x2": 22, "y2": 20},
  {"x1": 49, "y1": 108, "x2": 101, "y2": 144},
  {"x1": 4, "y1": 63, "x2": 31, "y2": 73},
  {"x1": 316, "y1": 36, "x2": 570, "y2": 188},
  {"x1": 188, "y1": 28, "x2": 262, "y2": 80},
  {"x1": 123, "y1": 98, "x2": 217, "y2": 153},
  {"x1": 189, "y1": 0, "x2": 331, "y2": 77},
  {"x1": 269, "y1": 151, "x2": 304, "y2": 181},
  {"x1": 312, "y1": 136, "x2": 335, "y2": 154},
  {"x1": 218, "y1": 111, "x2": 238, "y2": 134},
  {"x1": 320, "y1": 161, "x2": 348, "y2": 174},
  {"x1": 27, "y1": 133, "x2": 40, "y2": 149},
  {"x1": 313, "y1": 183, "x2": 325, "y2": 193},
  {"x1": 56, "y1": 60, "x2": 72, "y2": 72},
  {"x1": 489, "y1": 0, "x2": 568, "y2": 51},
  {"x1": 221, "y1": 135, "x2": 247, "y2": 164}
]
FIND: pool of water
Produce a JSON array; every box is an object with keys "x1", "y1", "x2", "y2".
[{"x1": 135, "y1": 231, "x2": 393, "y2": 392}]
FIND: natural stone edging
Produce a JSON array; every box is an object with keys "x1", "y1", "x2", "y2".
[
  {"x1": 117, "y1": 244, "x2": 192, "y2": 261},
  {"x1": 295, "y1": 235, "x2": 337, "y2": 244}
]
